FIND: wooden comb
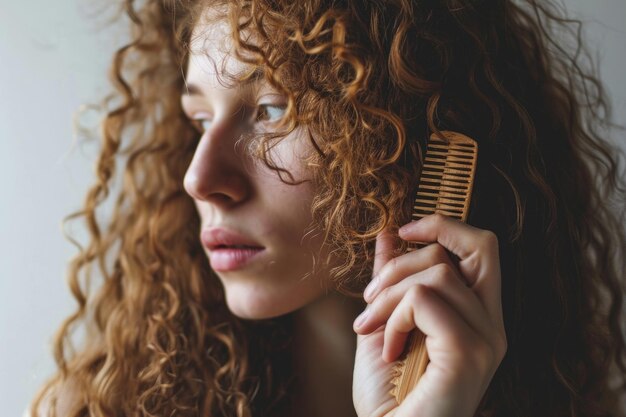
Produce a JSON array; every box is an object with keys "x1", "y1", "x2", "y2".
[{"x1": 389, "y1": 130, "x2": 478, "y2": 403}]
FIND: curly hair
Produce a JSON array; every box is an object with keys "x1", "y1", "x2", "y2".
[{"x1": 29, "y1": 0, "x2": 626, "y2": 416}]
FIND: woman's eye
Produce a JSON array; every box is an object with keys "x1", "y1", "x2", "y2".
[{"x1": 256, "y1": 104, "x2": 286, "y2": 123}]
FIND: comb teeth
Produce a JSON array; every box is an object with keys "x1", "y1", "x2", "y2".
[
  {"x1": 411, "y1": 135, "x2": 477, "y2": 223},
  {"x1": 391, "y1": 131, "x2": 478, "y2": 403}
]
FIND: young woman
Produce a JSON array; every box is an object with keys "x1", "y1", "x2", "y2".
[{"x1": 29, "y1": 0, "x2": 626, "y2": 416}]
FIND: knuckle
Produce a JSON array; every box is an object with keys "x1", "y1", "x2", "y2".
[
  {"x1": 406, "y1": 284, "x2": 427, "y2": 305},
  {"x1": 405, "y1": 284, "x2": 424, "y2": 304},
  {"x1": 431, "y1": 262, "x2": 456, "y2": 283},
  {"x1": 480, "y1": 230, "x2": 499, "y2": 248},
  {"x1": 427, "y1": 243, "x2": 449, "y2": 263},
  {"x1": 431, "y1": 212, "x2": 447, "y2": 226}
]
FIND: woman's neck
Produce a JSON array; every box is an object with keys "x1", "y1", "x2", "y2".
[{"x1": 290, "y1": 290, "x2": 364, "y2": 417}]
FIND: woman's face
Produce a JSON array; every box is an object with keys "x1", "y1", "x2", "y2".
[{"x1": 182, "y1": 16, "x2": 332, "y2": 319}]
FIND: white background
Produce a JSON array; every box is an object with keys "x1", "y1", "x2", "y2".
[{"x1": 1, "y1": 1, "x2": 625, "y2": 415}]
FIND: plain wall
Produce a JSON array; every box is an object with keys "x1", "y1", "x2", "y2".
[{"x1": 1, "y1": 1, "x2": 625, "y2": 415}]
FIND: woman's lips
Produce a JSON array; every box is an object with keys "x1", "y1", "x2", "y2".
[
  {"x1": 207, "y1": 247, "x2": 266, "y2": 271},
  {"x1": 200, "y1": 227, "x2": 266, "y2": 271}
]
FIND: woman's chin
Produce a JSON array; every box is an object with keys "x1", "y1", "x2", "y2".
[
  {"x1": 223, "y1": 283, "x2": 324, "y2": 320},
  {"x1": 225, "y1": 300, "x2": 294, "y2": 320}
]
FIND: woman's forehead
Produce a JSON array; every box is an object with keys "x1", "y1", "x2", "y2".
[{"x1": 187, "y1": 16, "x2": 258, "y2": 89}]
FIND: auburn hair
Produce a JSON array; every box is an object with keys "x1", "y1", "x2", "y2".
[{"x1": 30, "y1": 0, "x2": 626, "y2": 416}]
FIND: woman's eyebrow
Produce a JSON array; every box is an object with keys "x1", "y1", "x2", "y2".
[{"x1": 182, "y1": 67, "x2": 265, "y2": 97}]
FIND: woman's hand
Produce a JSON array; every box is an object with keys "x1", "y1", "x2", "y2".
[{"x1": 352, "y1": 213, "x2": 507, "y2": 417}]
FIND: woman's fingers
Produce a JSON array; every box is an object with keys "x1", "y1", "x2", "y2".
[
  {"x1": 364, "y1": 242, "x2": 461, "y2": 303},
  {"x1": 354, "y1": 263, "x2": 494, "y2": 344},
  {"x1": 354, "y1": 214, "x2": 506, "y2": 417},
  {"x1": 357, "y1": 213, "x2": 506, "y2": 361},
  {"x1": 382, "y1": 284, "x2": 478, "y2": 363},
  {"x1": 399, "y1": 214, "x2": 503, "y2": 328}
]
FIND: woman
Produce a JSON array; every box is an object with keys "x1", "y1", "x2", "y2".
[{"x1": 29, "y1": 0, "x2": 626, "y2": 416}]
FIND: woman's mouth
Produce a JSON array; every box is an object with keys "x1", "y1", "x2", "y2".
[
  {"x1": 200, "y1": 227, "x2": 266, "y2": 271},
  {"x1": 207, "y1": 246, "x2": 266, "y2": 271}
]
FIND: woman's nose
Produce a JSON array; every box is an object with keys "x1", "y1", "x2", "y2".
[{"x1": 183, "y1": 119, "x2": 252, "y2": 206}]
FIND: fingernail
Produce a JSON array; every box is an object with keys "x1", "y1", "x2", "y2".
[
  {"x1": 364, "y1": 276, "x2": 379, "y2": 300},
  {"x1": 354, "y1": 308, "x2": 370, "y2": 328}
]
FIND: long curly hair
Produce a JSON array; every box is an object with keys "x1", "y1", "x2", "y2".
[{"x1": 29, "y1": 0, "x2": 626, "y2": 416}]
